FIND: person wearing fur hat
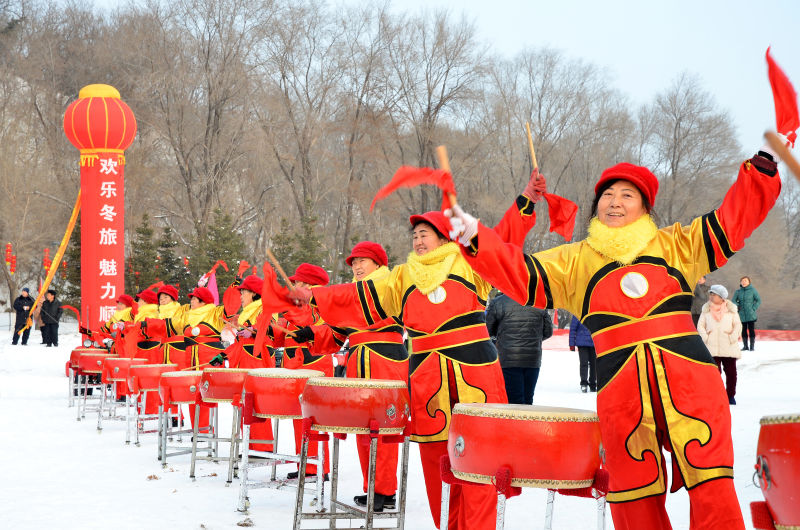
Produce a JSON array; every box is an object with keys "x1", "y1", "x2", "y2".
[
  {"x1": 697, "y1": 285, "x2": 742, "y2": 405},
  {"x1": 295, "y1": 201, "x2": 542, "y2": 529},
  {"x1": 447, "y1": 142, "x2": 787, "y2": 529}
]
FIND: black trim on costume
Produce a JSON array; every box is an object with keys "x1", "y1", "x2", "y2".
[
  {"x1": 700, "y1": 214, "x2": 719, "y2": 271},
  {"x1": 582, "y1": 313, "x2": 629, "y2": 335},
  {"x1": 356, "y1": 282, "x2": 375, "y2": 326},
  {"x1": 654, "y1": 335, "x2": 715, "y2": 365},
  {"x1": 597, "y1": 346, "x2": 636, "y2": 389},
  {"x1": 366, "y1": 280, "x2": 388, "y2": 321},
  {"x1": 447, "y1": 274, "x2": 477, "y2": 294},
  {"x1": 648, "y1": 294, "x2": 693, "y2": 315},
  {"x1": 400, "y1": 286, "x2": 415, "y2": 317},
  {"x1": 516, "y1": 194, "x2": 535, "y2": 216}
]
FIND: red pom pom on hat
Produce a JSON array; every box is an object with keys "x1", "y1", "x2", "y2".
[
  {"x1": 289, "y1": 263, "x2": 330, "y2": 286},
  {"x1": 595, "y1": 163, "x2": 659, "y2": 207},
  {"x1": 345, "y1": 241, "x2": 389, "y2": 267}
]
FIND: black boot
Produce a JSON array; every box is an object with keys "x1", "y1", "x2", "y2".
[
  {"x1": 750, "y1": 338, "x2": 755, "y2": 351},
  {"x1": 354, "y1": 493, "x2": 390, "y2": 512}
]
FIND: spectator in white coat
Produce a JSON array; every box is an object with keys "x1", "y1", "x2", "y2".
[{"x1": 697, "y1": 285, "x2": 742, "y2": 405}]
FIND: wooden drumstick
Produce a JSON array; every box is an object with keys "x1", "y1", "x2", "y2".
[
  {"x1": 435, "y1": 145, "x2": 458, "y2": 208},
  {"x1": 181, "y1": 362, "x2": 210, "y2": 371},
  {"x1": 266, "y1": 248, "x2": 295, "y2": 290},
  {"x1": 525, "y1": 121, "x2": 539, "y2": 171},
  {"x1": 764, "y1": 131, "x2": 800, "y2": 183},
  {"x1": 271, "y1": 322, "x2": 296, "y2": 338}
]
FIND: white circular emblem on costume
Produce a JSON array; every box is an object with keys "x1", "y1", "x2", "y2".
[
  {"x1": 427, "y1": 286, "x2": 447, "y2": 304},
  {"x1": 620, "y1": 272, "x2": 648, "y2": 299}
]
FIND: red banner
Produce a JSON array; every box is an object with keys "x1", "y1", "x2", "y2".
[
  {"x1": 81, "y1": 153, "x2": 126, "y2": 327},
  {"x1": 64, "y1": 84, "x2": 136, "y2": 330}
]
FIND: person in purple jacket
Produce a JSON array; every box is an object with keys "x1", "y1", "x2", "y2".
[{"x1": 569, "y1": 315, "x2": 597, "y2": 392}]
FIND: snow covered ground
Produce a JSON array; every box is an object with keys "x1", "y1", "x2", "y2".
[{"x1": 1, "y1": 323, "x2": 798, "y2": 529}]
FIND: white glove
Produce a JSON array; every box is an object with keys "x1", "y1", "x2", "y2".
[
  {"x1": 444, "y1": 204, "x2": 479, "y2": 247},
  {"x1": 761, "y1": 133, "x2": 789, "y2": 163}
]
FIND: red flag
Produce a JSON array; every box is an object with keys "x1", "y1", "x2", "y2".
[
  {"x1": 766, "y1": 47, "x2": 799, "y2": 147},
  {"x1": 370, "y1": 166, "x2": 457, "y2": 211},
  {"x1": 542, "y1": 193, "x2": 578, "y2": 241},
  {"x1": 260, "y1": 261, "x2": 296, "y2": 315}
]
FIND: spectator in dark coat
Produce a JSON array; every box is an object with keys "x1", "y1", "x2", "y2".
[
  {"x1": 486, "y1": 292, "x2": 553, "y2": 404},
  {"x1": 569, "y1": 315, "x2": 597, "y2": 393},
  {"x1": 12, "y1": 287, "x2": 32, "y2": 345},
  {"x1": 691, "y1": 276, "x2": 710, "y2": 328},
  {"x1": 732, "y1": 276, "x2": 761, "y2": 351},
  {"x1": 40, "y1": 289, "x2": 63, "y2": 347}
]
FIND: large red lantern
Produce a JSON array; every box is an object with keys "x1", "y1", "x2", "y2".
[
  {"x1": 4, "y1": 243, "x2": 11, "y2": 266},
  {"x1": 64, "y1": 84, "x2": 136, "y2": 328}
]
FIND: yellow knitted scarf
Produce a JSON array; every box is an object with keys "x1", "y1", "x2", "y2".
[
  {"x1": 586, "y1": 214, "x2": 658, "y2": 265},
  {"x1": 238, "y1": 299, "x2": 263, "y2": 327},
  {"x1": 406, "y1": 242, "x2": 460, "y2": 294}
]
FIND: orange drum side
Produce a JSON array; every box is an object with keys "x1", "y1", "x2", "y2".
[
  {"x1": 77, "y1": 352, "x2": 116, "y2": 375},
  {"x1": 199, "y1": 368, "x2": 251, "y2": 403},
  {"x1": 245, "y1": 368, "x2": 324, "y2": 419},
  {"x1": 756, "y1": 414, "x2": 800, "y2": 528},
  {"x1": 447, "y1": 403, "x2": 602, "y2": 489},
  {"x1": 159, "y1": 371, "x2": 203, "y2": 405},
  {"x1": 300, "y1": 378, "x2": 410, "y2": 434},
  {"x1": 128, "y1": 364, "x2": 178, "y2": 392}
]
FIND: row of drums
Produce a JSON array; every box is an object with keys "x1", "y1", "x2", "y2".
[
  {"x1": 70, "y1": 347, "x2": 412, "y2": 433},
  {"x1": 68, "y1": 347, "x2": 799, "y2": 529}
]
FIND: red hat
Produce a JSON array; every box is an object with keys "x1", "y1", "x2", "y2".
[
  {"x1": 594, "y1": 163, "x2": 659, "y2": 208},
  {"x1": 187, "y1": 286, "x2": 214, "y2": 304},
  {"x1": 289, "y1": 263, "x2": 330, "y2": 286},
  {"x1": 158, "y1": 284, "x2": 179, "y2": 301},
  {"x1": 409, "y1": 211, "x2": 452, "y2": 241},
  {"x1": 345, "y1": 241, "x2": 388, "y2": 267},
  {"x1": 135, "y1": 289, "x2": 158, "y2": 305},
  {"x1": 116, "y1": 294, "x2": 134, "y2": 308},
  {"x1": 236, "y1": 275, "x2": 263, "y2": 293}
]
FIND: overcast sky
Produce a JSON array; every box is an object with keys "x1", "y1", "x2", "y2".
[{"x1": 93, "y1": 0, "x2": 800, "y2": 152}]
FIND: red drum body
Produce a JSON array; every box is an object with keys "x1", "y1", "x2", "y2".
[
  {"x1": 159, "y1": 371, "x2": 203, "y2": 405},
  {"x1": 103, "y1": 357, "x2": 148, "y2": 383},
  {"x1": 199, "y1": 368, "x2": 250, "y2": 403},
  {"x1": 755, "y1": 413, "x2": 800, "y2": 528},
  {"x1": 448, "y1": 404, "x2": 602, "y2": 489},
  {"x1": 70, "y1": 347, "x2": 101, "y2": 369},
  {"x1": 77, "y1": 352, "x2": 117, "y2": 375},
  {"x1": 245, "y1": 368, "x2": 324, "y2": 419},
  {"x1": 128, "y1": 364, "x2": 178, "y2": 392},
  {"x1": 301, "y1": 378, "x2": 410, "y2": 434}
]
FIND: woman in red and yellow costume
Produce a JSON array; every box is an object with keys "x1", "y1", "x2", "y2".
[
  {"x1": 447, "y1": 145, "x2": 786, "y2": 530},
  {"x1": 131, "y1": 289, "x2": 161, "y2": 364},
  {"x1": 211, "y1": 275, "x2": 275, "y2": 451},
  {"x1": 155, "y1": 285, "x2": 188, "y2": 367},
  {"x1": 298, "y1": 182, "x2": 544, "y2": 529},
  {"x1": 305, "y1": 241, "x2": 408, "y2": 512},
  {"x1": 270, "y1": 263, "x2": 335, "y2": 479}
]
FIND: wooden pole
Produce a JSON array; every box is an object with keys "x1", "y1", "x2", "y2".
[
  {"x1": 764, "y1": 131, "x2": 800, "y2": 183},
  {"x1": 435, "y1": 145, "x2": 458, "y2": 208},
  {"x1": 266, "y1": 248, "x2": 295, "y2": 290},
  {"x1": 525, "y1": 122, "x2": 539, "y2": 171}
]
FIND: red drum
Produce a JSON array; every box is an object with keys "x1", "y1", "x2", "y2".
[
  {"x1": 70, "y1": 347, "x2": 105, "y2": 370},
  {"x1": 103, "y1": 357, "x2": 148, "y2": 383},
  {"x1": 754, "y1": 413, "x2": 800, "y2": 528},
  {"x1": 128, "y1": 364, "x2": 178, "y2": 393},
  {"x1": 301, "y1": 378, "x2": 410, "y2": 434},
  {"x1": 77, "y1": 352, "x2": 117, "y2": 375},
  {"x1": 199, "y1": 368, "x2": 251, "y2": 403},
  {"x1": 448, "y1": 404, "x2": 602, "y2": 489},
  {"x1": 245, "y1": 368, "x2": 324, "y2": 419},
  {"x1": 159, "y1": 371, "x2": 203, "y2": 405}
]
